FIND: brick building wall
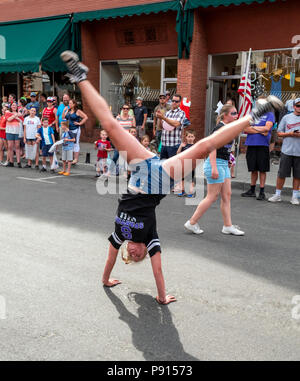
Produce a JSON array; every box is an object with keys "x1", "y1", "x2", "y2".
[
  {"x1": 80, "y1": 11, "x2": 178, "y2": 141},
  {"x1": 177, "y1": 9, "x2": 208, "y2": 140},
  {"x1": 0, "y1": 0, "x2": 168, "y2": 22}
]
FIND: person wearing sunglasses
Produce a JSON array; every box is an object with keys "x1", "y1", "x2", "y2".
[
  {"x1": 156, "y1": 95, "x2": 186, "y2": 160},
  {"x1": 241, "y1": 95, "x2": 275, "y2": 201},
  {"x1": 184, "y1": 104, "x2": 245, "y2": 236},
  {"x1": 268, "y1": 98, "x2": 300, "y2": 205}
]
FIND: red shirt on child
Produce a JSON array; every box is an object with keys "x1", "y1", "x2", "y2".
[
  {"x1": 0, "y1": 115, "x2": 6, "y2": 139},
  {"x1": 95, "y1": 139, "x2": 111, "y2": 159}
]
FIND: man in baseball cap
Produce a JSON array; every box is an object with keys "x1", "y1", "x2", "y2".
[
  {"x1": 268, "y1": 97, "x2": 300, "y2": 205},
  {"x1": 26, "y1": 92, "x2": 40, "y2": 115},
  {"x1": 134, "y1": 97, "x2": 148, "y2": 139},
  {"x1": 153, "y1": 93, "x2": 170, "y2": 148}
]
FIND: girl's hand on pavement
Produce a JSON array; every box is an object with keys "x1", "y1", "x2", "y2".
[
  {"x1": 103, "y1": 279, "x2": 121, "y2": 287},
  {"x1": 156, "y1": 295, "x2": 176, "y2": 305}
]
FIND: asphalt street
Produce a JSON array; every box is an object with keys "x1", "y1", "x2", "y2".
[{"x1": 0, "y1": 164, "x2": 299, "y2": 361}]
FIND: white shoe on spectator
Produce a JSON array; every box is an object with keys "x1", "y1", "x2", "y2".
[
  {"x1": 222, "y1": 225, "x2": 245, "y2": 236},
  {"x1": 184, "y1": 220, "x2": 204, "y2": 234},
  {"x1": 268, "y1": 194, "x2": 282, "y2": 202},
  {"x1": 290, "y1": 197, "x2": 299, "y2": 205}
]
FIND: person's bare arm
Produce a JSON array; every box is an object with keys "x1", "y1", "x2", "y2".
[
  {"x1": 150, "y1": 252, "x2": 176, "y2": 305},
  {"x1": 209, "y1": 150, "x2": 219, "y2": 179},
  {"x1": 76, "y1": 109, "x2": 88, "y2": 126},
  {"x1": 156, "y1": 110, "x2": 181, "y2": 128},
  {"x1": 102, "y1": 244, "x2": 121, "y2": 287},
  {"x1": 142, "y1": 112, "x2": 147, "y2": 130},
  {"x1": 278, "y1": 130, "x2": 300, "y2": 138}
]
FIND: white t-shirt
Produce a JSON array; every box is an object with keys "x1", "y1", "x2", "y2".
[{"x1": 24, "y1": 116, "x2": 41, "y2": 139}]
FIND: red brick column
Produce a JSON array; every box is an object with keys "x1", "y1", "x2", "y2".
[
  {"x1": 80, "y1": 22, "x2": 100, "y2": 141},
  {"x1": 177, "y1": 9, "x2": 208, "y2": 140}
]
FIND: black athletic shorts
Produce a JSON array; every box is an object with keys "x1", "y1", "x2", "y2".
[
  {"x1": 278, "y1": 152, "x2": 300, "y2": 178},
  {"x1": 246, "y1": 145, "x2": 270, "y2": 172}
]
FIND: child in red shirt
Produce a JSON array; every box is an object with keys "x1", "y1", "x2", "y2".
[
  {"x1": 0, "y1": 105, "x2": 8, "y2": 164},
  {"x1": 94, "y1": 129, "x2": 112, "y2": 177}
]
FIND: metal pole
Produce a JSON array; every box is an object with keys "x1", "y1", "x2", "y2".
[{"x1": 235, "y1": 49, "x2": 252, "y2": 177}]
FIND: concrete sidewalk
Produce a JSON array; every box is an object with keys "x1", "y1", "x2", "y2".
[{"x1": 76, "y1": 142, "x2": 293, "y2": 194}]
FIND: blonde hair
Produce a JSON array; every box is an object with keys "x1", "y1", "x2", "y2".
[
  {"x1": 141, "y1": 134, "x2": 150, "y2": 143},
  {"x1": 121, "y1": 241, "x2": 148, "y2": 265},
  {"x1": 216, "y1": 104, "x2": 235, "y2": 125},
  {"x1": 61, "y1": 120, "x2": 69, "y2": 127}
]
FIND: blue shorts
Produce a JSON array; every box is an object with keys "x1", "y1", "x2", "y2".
[
  {"x1": 6, "y1": 133, "x2": 19, "y2": 141},
  {"x1": 204, "y1": 158, "x2": 230, "y2": 184},
  {"x1": 128, "y1": 156, "x2": 174, "y2": 194},
  {"x1": 42, "y1": 144, "x2": 54, "y2": 157}
]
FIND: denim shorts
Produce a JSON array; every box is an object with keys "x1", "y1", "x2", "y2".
[
  {"x1": 204, "y1": 158, "x2": 230, "y2": 184},
  {"x1": 128, "y1": 156, "x2": 174, "y2": 194},
  {"x1": 42, "y1": 144, "x2": 54, "y2": 157},
  {"x1": 6, "y1": 133, "x2": 19, "y2": 141}
]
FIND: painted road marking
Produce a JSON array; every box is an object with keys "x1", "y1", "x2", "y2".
[{"x1": 17, "y1": 173, "x2": 85, "y2": 184}]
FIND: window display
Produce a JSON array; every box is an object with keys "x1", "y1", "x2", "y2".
[{"x1": 101, "y1": 58, "x2": 177, "y2": 119}]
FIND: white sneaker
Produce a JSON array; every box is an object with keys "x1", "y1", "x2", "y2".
[
  {"x1": 222, "y1": 225, "x2": 245, "y2": 236},
  {"x1": 290, "y1": 197, "x2": 300, "y2": 205},
  {"x1": 268, "y1": 194, "x2": 282, "y2": 202},
  {"x1": 184, "y1": 220, "x2": 204, "y2": 234}
]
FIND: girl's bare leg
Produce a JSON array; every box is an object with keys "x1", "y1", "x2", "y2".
[
  {"x1": 7, "y1": 140, "x2": 13, "y2": 163},
  {"x1": 220, "y1": 178, "x2": 232, "y2": 227},
  {"x1": 0, "y1": 140, "x2": 3, "y2": 162},
  {"x1": 15, "y1": 140, "x2": 20, "y2": 163},
  {"x1": 190, "y1": 183, "x2": 222, "y2": 225},
  {"x1": 78, "y1": 81, "x2": 154, "y2": 164},
  {"x1": 163, "y1": 116, "x2": 251, "y2": 182}
]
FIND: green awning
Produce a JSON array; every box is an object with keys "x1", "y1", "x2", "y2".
[
  {"x1": 73, "y1": 0, "x2": 180, "y2": 23},
  {"x1": 185, "y1": 0, "x2": 280, "y2": 9},
  {"x1": 0, "y1": 16, "x2": 80, "y2": 73}
]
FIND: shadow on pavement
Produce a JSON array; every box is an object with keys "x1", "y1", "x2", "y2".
[{"x1": 103, "y1": 287, "x2": 199, "y2": 361}]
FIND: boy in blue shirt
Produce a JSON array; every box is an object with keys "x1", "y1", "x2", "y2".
[
  {"x1": 58, "y1": 121, "x2": 75, "y2": 176},
  {"x1": 36, "y1": 118, "x2": 55, "y2": 172}
]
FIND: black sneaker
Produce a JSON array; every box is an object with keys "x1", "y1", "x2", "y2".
[
  {"x1": 35, "y1": 165, "x2": 39, "y2": 170},
  {"x1": 251, "y1": 96, "x2": 284, "y2": 124},
  {"x1": 241, "y1": 189, "x2": 256, "y2": 197},
  {"x1": 40, "y1": 167, "x2": 47, "y2": 172},
  {"x1": 256, "y1": 192, "x2": 266, "y2": 201},
  {"x1": 6, "y1": 162, "x2": 14, "y2": 167},
  {"x1": 17, "y1": 162, "x2": 22, "y2": 168},
  {"x1": 60, "y1": 51, "x2": 89, "y2": 83},
  {"x1": 24, "y1": 164, "x2": 31, "y2": 168}
]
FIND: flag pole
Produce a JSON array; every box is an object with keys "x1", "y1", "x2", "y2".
[{"x1": 235, "y1": 48, "x2": 252, "y2": 177}]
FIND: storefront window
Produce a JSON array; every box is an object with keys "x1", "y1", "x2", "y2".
[
  {"x1": 250, "y1": 49, "x2": 300, "y2": 103},
  {"x1": 207, "y1": 49, "x2": 300, "y2": 134},
  {"x1": 165, "y1": 58, "x2": 177, "y2": 78},
  {"x1": 101, "y1": 58, "x2": 178, "y2": 120}
]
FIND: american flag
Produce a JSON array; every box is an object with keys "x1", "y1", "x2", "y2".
[{"x1": 238, "y1": 71, "x2": 252, "y2": 118}]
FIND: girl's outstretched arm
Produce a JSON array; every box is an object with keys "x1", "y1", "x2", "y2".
[
  {"x1": 150, "y1": 252, "x2": 176, "y2": 305},
  {"x1": 102, "y1": 244, "x2": 122, "y2": 287}
]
